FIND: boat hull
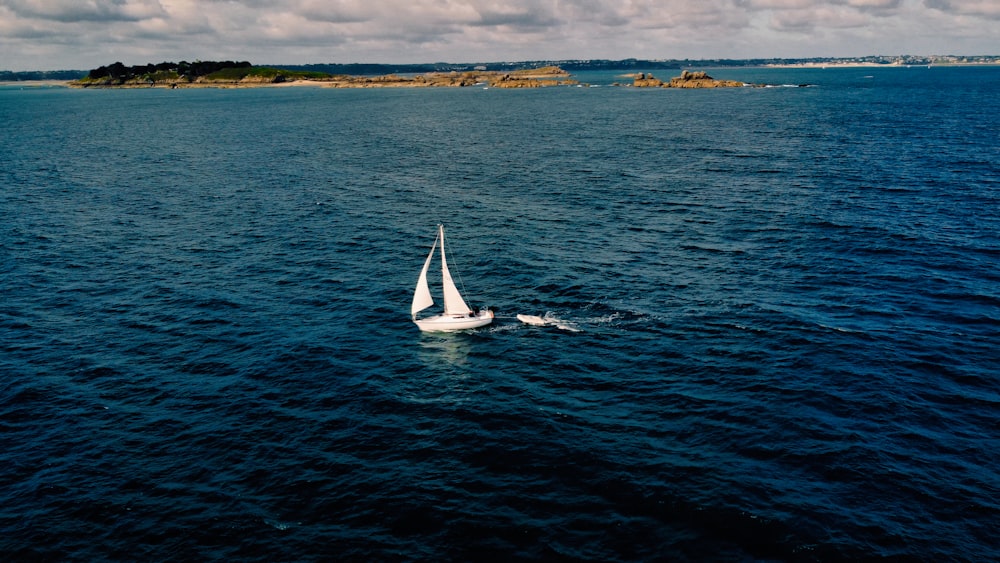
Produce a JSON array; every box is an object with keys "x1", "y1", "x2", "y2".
[{"x1": 414, "y1": 311, "x2": 494, "y2": 332}]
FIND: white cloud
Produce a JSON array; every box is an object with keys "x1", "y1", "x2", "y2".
[{"x1": 0, "y1": 0, "x2": 997, "y2": 70}]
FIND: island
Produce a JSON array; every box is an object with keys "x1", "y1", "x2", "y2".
[
  {"x1": 629, "y1": 70, "x2": 746, "y2": 88},
  {"x1": 67, "y1": 60, "x2": 761, "y2": 90},
  {"x1": 69, "y1": 61, "x2": 578, "y2": 89}
]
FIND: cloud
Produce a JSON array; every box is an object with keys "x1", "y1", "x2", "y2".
[
  {"x1": 0, "y1": 0, "x2": 997, "y2": 70},
  {"x1": 847, "y1": 0, "x2": 902, "y2": 10},
  {"x1": 2, "y1": 0, "x2": 164, "y2": 22},
  {"x1": 472, "y1": 4, "x2": 559, "y2": 28},
  {"x1": 767, "y1": 4, "x2": 875, "y2": 31},
  {"x1": 925, "y1": 0, "x2": 1000, "y2": 18},
  {"x1": 291, "y1": 0, "x2": 374, "y2": 24}
]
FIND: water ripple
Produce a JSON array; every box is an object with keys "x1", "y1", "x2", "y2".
[{"x1": 2, "y1": 69, "x2": 999, "y2": 561}]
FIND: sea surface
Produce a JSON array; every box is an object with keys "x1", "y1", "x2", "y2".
[{"x1": 2, "y1": 67, "x2": 998, "y2": 561}]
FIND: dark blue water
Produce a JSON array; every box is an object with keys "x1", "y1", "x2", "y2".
[{"x1": 2, "y1": 67, "x2": 998, "y2": 561}]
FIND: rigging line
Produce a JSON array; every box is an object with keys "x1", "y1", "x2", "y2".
[{"x1": 444, "y1": 232, "x2": 473, "y2": 303}]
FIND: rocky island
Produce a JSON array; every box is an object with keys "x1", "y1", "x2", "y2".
[
  {"x1": 68, "y1": 60, "x2": 762, "y2": 90},
  {"x1": 630, "y1": 70, "x2": 746, "y2": 88},
  {"x1": 69, "y1": 61, "x2": 577, "y2": 89},
  {"x1": 323, "y1": 66, "x2": 576, "y2": 88}
]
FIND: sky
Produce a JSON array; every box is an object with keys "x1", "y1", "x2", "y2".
[{"x1": 1, "y1": 0, "x2": 998, "y2": 71}]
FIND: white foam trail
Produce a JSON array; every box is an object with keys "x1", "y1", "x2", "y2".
[
  {"x1": 516, "y1": 312, "x2": 582, "y2": 332},
  {"x1": 516, "y1": 314, "x2": 547, "y2": 326}
]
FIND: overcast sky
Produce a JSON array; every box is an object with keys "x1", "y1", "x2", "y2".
[{"x1": 1, "y1": 0, "x2": 997, "y2": 71}]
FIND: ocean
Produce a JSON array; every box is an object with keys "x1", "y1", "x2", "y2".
[{"x1": 2, "y1": 66, "x2": 998, "y2": 561}]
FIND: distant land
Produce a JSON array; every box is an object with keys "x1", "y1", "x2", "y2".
[
  {"x1": 62, "y1": 61, "x2": 758, "y2": 90},
  {"x1": 0, "y1": 69, "x2": 86, "y2": 81},
  {"x1": 3, "y1": 54, "x2": 998, "y2": 83},
  {"x1": 276, "y1": 53, "x2": 1000, "y2": 75},
  {"x1": 69, "y1": 62, "x2": 583, "y2": 89}
]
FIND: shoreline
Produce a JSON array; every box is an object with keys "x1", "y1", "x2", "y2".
[
  {"x1": 761, "y1": 62, "x2": 1000, "y2": 68},
  {"x1": 0, "y1": 79, "x2": 72, "y2": 87},
  {"x1": 67, "y1": 66, "x2": 578, "y2": 89},
  {"x1": 6, "y1": 62, "x2": 998, "y2": 91}
]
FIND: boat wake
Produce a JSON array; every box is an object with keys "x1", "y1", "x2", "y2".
[{"x1": 516, "y1": 312, "x2": 581, "y2": 332}]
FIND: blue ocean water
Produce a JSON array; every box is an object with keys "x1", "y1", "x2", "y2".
[{"x1": 2, "y1": 67, "x2": 998, "y2": 561}]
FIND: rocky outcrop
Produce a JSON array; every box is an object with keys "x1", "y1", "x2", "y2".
[
  {"x1": 318, "y1": 67, "x2": 575, "y2": 89},
  {"x1": 632, "y1": 73, "x2": 664, "y2": 88},
  {"x1": 667, "y1": 70, "x2": 745, "y2": 88},
  {"x1": 489, "y1": 72, "x2": 574, "y2": 88},
  {"x1": 632, "y1": 70, "x2": 746, "y2": 88},
  {"x1": 71, "y1": 66, "x2": 577, "y2": 89}
]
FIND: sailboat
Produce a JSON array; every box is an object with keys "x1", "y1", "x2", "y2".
[{"x1": 411, "y1": 225, "x2": 494, "y2": 332}]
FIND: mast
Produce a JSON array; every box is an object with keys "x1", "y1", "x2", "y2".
[{"x1": 439, "y1": 225, "x2": 472, "y2": 315}]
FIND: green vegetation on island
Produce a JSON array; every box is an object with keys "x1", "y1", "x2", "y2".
[
  {"x1": 71, "y1": 60, "x2": 339, "y2": 87},
  {"x1": 73, "y1": 60, "x2": 337, "y2": 87}
]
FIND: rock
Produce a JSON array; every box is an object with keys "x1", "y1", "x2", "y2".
[
  {"x1": 632, "y1": 72, "x2": 664, "y2": 88},
  {"x1": 632, "y1": 70, "x2": 745, "y2": 89}
]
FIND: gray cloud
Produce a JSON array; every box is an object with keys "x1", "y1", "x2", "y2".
[
  {"x1": 1, "y1": 0, "x2": 997, "y2": 71},
  {"x1": 3, "y1": 0, "x2": 164, "y2": 22},
  {"x1": 925, "y1": 0, "x2": 1000, "y2": 18}
]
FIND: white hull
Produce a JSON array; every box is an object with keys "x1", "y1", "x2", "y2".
[{"x1": 414, "y1": 310, "x2": 494, "y2": 332}]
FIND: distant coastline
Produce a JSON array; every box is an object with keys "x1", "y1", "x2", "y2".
[
  {"x1": 762, "y1": 61, "x2": 1000, "y2": 69},
  {"x1": 0, "y1": 80, "x2": 70, "y2": 86},
  {"x1": 5, "y1": 55, "x2": 997, "y2": 89},
  {"x1": 6, "y1": 54, "x2": 999, "y2": 79}
]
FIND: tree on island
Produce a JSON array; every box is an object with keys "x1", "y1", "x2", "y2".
[{"x1": 86, "y1": 60, "x2": 252, "y2": 82}]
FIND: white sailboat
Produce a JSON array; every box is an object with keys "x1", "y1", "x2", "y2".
[{"x1": 411, "y1": 225, "x2": 494, "y2": 332}]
